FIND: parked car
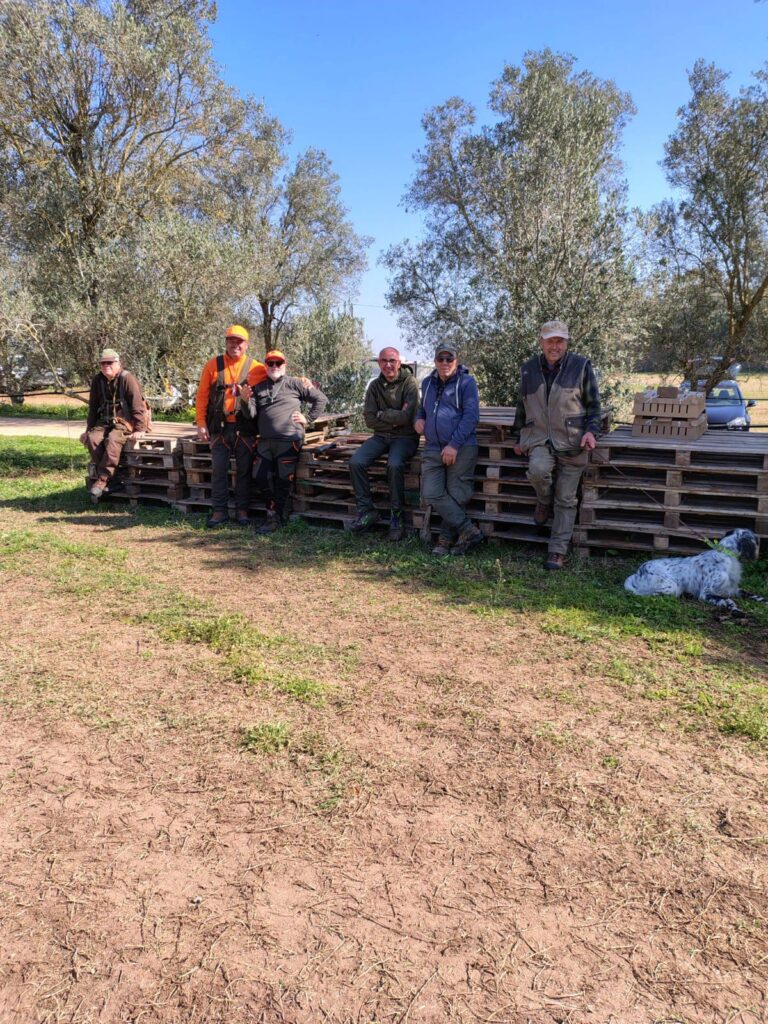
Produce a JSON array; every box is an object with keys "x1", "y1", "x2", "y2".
[{"x1": 705, "y1": 379, "x2": 756, "y2": 431}]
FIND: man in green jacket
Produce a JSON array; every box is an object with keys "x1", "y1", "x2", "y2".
[
  {"x1": 512, "y1": 320, "x2": 601, "y2": 571},
  {"x1": 349, "y1": 347, "x2": 420, "y2": 541}
]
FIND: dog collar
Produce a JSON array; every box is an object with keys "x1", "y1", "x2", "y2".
[{"x1": 704, "y1": 539, "x2": 738, "y2": 559}]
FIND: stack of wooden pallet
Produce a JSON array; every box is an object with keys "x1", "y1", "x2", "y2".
[
  {"x1": 175, "y1": 413, "x2": 351, "y2": 517},
  {"x1": 87, "y1": 427, "x2": 191, "y2": 505},
  {"x1": 293, "y1": 409, "x2": 550, "y2": 545},
  {"x1": 631, "y1": 386, "x2": 707, "y2": 439},
  {"x1": 574, "y1": 424, "x2": 768, "y2": 557}
]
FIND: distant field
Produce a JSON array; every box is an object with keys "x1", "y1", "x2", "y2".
[{"x1": 616, "y1": 372, "x2": 768, "y2": 428}]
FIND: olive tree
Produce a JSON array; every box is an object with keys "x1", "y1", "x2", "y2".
[
  {"x1": 645, "y1": 60, "x2": 768, "y2": 390},
  {"x1": 0, "y1": 0, "x2": 281, "y2": 382},
  {"x1": 383, "y1": 50, "x2": 639, "y2": 404}
]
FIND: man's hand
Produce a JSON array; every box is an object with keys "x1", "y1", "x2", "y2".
[
  {"x1": 513, "y1": 444, "x2": 523, "y2": 456},
  {"x1": 196, "y1": 425, "x2": 209, "y2": 442},
  {"x1": 291, "y1": 411, "x2": 307, "y2": 426},
  {"x1": 240, "y1": 383, "x2": 253, "y2": 401},
  {"x1": 79, "y1": 431, "x2": 88, "y2": 446},
  {"x1": 441, "y1": 444, "x2": 458, "y2": 466},
  {"x1": 580, "y1": 431, "x2": 597, "y2": 451},
  {"x1": 414, "y1": 418, "x2": 425, "y2": 435},
  {"x1": 127, "y1": 430, "x2": 143, "y2": 441}
]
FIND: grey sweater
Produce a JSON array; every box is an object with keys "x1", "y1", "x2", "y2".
[{"x1": 243, "y1": 376, "x2": 327, "y2": 442}]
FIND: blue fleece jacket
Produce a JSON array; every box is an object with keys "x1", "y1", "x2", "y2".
[{"x1": 418, "y1": 365, "x2": 480, "y2": 451}]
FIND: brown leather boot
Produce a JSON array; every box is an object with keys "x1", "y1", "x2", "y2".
[{"x1": 544, "y1": 552, "x2": 565, "y2": 571}]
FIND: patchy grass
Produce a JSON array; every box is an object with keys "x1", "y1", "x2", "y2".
[{"x1": 240, "y1": 721, "x2": 291, "y2": 754}]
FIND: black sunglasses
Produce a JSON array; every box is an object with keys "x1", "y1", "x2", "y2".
[
  {"x1": 266, "y1": 360, "x2": 285, "y2": 367},
  {"x1": 435, "y1": 354, "x2": 456, "y2": 363}
]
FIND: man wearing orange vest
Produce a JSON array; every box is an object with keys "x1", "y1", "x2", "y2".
[{"x1": 195, "y1": 325, "x2": 267, "y2": 528}]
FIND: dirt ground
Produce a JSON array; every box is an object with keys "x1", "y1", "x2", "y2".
[{"x1": 1, "y1": 486, "x2": 767, "y2": 1022}]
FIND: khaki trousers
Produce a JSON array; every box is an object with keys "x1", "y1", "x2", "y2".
[{"x1": 526, "y1": 444, "x2": 588, "y2": 555}]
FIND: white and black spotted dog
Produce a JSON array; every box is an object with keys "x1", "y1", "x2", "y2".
[{"x1": 624, "y1": 529, "x2": 765, "y2": 616}]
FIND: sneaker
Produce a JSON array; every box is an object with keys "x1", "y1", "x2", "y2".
[
  {"x1": 206, "y1": 513, "x2": 230, "y2": 529},
  {"x1": 388, "y1": 512, "x2": 405, "y2": 542},
  {"x1": 533, "y1": 502, "x2": 552, "y2": 526},
  {"x1": 257, "y1": 512, "x2": 282, "y2": 535},
  {"x1": 89, "y1": 476, "x2": 109, "y2": 500},
  {"x1": 235, "y1": 510, "x2": 251, "y2": 527},
  {"x1": 350, "y1": 509, "x2": 381, "y2": 533},
  {"x1": 431, "y1": 538, "x2": 452, "y2": 558},
  {"x1": 450, "y1": 524, "x2": 485, "y2": 556},
  {"x1": 544, "y1": 552, "x2": 565, "y2": 571}
]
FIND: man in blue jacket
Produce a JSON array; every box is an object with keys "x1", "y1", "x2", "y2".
[{"x1": 415, "y1": 343, "x2": 484, "y2": 556}]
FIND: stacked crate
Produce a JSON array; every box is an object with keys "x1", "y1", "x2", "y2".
[
  {"x1": 86, "y1": 428, "x2": 190, "y2": 505},
  {"x1": 175, "y1": 413, "x2": 351, "y2": 517},
  {"x1": 631, "y1": 386, "x2": 706, "y2": 439},
  {"x1": 123, "y1": 436, "x2": 187, "y2": 504},
  {"x1": 573, "y1": 425, "x2": 768, "y2": 557},
  {"x1": 293, "y1": 409, "x2": 550, "y2": 545}
]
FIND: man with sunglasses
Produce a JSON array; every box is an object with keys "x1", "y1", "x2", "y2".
[
  {"x1": 195, "y1": 324, "x2": 266, "y2": 528},
  {"x1": 349, "y1": 346, "x2": 420, "y2": 540},
  {"x1": 240, "y1": 349, "x2": 327, "y2": 534},
  {"x1": 415, "y1": 344, "x2": 484, "y2": 556},
  {"x1": 512, "y1": 320, "x2": 601, "y2": 571},
  {"x1": 80, "y1": 348, "x2": 149, "y2": 501}
]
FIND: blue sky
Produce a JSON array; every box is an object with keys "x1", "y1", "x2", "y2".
[{"x1": 209, "y1": 0, "x2": 768, "y2": 355}]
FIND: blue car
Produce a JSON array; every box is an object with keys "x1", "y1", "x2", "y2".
[{"x1": 705, "y1": 379, "x2": 756, "y2": 430}]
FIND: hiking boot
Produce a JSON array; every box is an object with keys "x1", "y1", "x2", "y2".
[
  {"x1": 257, "y1": 512, "x2": 282, "y2": 535},
  {"x1": 431, "y1": 537, "x2": 452, "y2": 558},
  {"x1": 544, "y1": 552, "x2": 565, "y2": 571},
  {"x1": 533, "y1": 502, "x2": 552, "y2": 526},
  {"x1": 350, "y1": 509, "x2": 381, "y2": 533},
  {"x1": 235, "y1": 510, "x2": 251, "y2": 527},
  {"x1": 450, "y1": 524, "x2": 485, "y2": 556},
  {"x1": 206, "y1": 513, "x2": 230, "y2": 529},
  {"x1": 388, "y1": 512, "x2": 405, "y2": 542},
  {"x1": 89, "y1": 476, "x2": 109, "y2": 501}
]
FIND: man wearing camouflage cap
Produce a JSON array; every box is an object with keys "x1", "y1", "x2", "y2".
[{"x1": 512, "y1": 320, "x2": 601, "y2": 570}]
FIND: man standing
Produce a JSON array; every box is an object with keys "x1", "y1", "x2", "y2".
[
  {"x1": 241, "y1": 349, "x2": 327, "y2": 534},
  {"x1": 195, "y1": 324, "x2": 266, "y2": 528},
  {"x1": 512, "y1": 320, "x2": 601, "y2": 571},
  {"x1": 349, "y1": 347, "x2": 420, "y2": 541},
  {"x1": 415, "y1": 344, "x2": 484, "y2": 556},
  {"x1": 80, "y1": 348, "x2": 148, "y2": 501}
]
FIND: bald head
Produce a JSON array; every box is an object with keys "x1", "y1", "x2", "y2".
[{"x1": 378, "y1": 347, "x2": 401, "y2": 382}]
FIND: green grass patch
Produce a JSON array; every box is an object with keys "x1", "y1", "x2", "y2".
[
  {"x1": 0, "y1": 436, "x2": 88, "y2": 476},
  {"x1": 0, "y1": 402, "x2": 195, "y2": 422},
  {"x1": 240, "y1": 721, "x2": 290, "y2": 754}
]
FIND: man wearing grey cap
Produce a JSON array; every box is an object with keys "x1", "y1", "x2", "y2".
[
  {"x1": 415, "y1": 343, "x2": 484, "y2": 556},
  {"x1": 512, "y1": 320, "x2": 601, "y2": 570},
  {"x1": 80, "y1": 349, "x2": 149, "y2": 501}
]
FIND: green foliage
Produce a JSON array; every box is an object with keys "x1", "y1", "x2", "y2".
[
  {"x1": 642, "y1": 61, "x2": 768, "y2": 387},
  {"x1": 284, "y1": 303, "x2": 372, "y2": 421},
  {"x1": 384, "y1": 50, "x2": 638, "y2": 403}
]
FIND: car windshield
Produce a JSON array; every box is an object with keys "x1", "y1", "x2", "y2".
[{"x1": 707, "y1": 385, "x2": 741, "y2": 402}]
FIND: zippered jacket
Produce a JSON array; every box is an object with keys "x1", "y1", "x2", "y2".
[
  {"x1": 87, "y1": 370, "x2": 149, "y2": 432},
  {"x1": 363, "y1": 366, "x2": 419, "y2": 437},
  {"x1": 514, "y1": 351, "x2": 601, "y2": 454},
  {"x1": 417, "y1": 365, "x2": 479, "y2": 452}
]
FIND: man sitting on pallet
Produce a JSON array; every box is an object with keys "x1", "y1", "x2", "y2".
[
  {"x1": 349, "y1": 347, "x2": 420, "y2": 541},
  {"x1": 195, "y1": 325, "x2": 266, "y2": 528},
  {"x1": 240, "y1": 349, "x2": 327, "y2": 534},
  {"x1": 512, "y1": 320, "x2": 601, "y2": 571},
  {"x1": 80, "y1": 348, "x2": 149, "y2": 502}
]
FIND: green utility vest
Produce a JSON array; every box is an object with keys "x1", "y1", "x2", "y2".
[
  {"x1": 518, "y1": 352, "x2": 590, "y2": 454},
  {"x1": 205, "y1": 355, "x2": 256, "y2": 437}
]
